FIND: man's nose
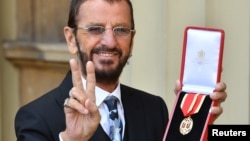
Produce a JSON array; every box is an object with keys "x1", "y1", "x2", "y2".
[{"x1": 100, "y1": 29, "x2": 118, "y2": 47}]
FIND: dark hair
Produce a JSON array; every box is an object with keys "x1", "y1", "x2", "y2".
[{"x1": 67, "y1": 0, "x2": 135, "y2": 29}]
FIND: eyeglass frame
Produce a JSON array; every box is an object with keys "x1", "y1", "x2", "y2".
[{"x1": 76, "y1": 25, "x2": 136, "y2": 38}]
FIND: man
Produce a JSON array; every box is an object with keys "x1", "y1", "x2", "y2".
[{"x1": 15, "y1": 0, "x2": 227, "y2": 141}]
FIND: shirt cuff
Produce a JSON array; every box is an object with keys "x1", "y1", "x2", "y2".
[{"x1": 59, "y1": 132, "x2": 63, "y2": 141}]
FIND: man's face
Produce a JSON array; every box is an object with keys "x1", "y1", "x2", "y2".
[{"x1": 75, "y1": 0, "x2": 135, "y2": 84}]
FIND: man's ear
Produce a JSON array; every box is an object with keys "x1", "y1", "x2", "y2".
[{"x1": 64, "y1": 26, "x2": 78, "y2": 54}]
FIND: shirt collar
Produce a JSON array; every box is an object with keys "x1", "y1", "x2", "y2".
[{"x1": 81, "y1": 77, "x2": 122, "y2": 106}]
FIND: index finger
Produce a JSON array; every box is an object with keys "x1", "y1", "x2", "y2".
[
  {"x1": 214, "y1": 82, "x2": 227, "y2": 92},
  {"x1": 69, "y1": 58, "x2": 84, "y2": 90},
  {"x1": 210, "y1": 82, "x2": 227, "y2": 102}
]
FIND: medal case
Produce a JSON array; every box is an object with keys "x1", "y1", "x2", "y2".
[{"x1": 163, "y1": 26, "x2": 225, "y2": 141}]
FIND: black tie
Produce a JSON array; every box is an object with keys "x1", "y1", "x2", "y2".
[{"x1": 104, "y1": 96, "x2": 123, "y2": 141}]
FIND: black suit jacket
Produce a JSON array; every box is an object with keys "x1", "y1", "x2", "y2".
[{"x1": 15, "y1": 71, "x2": 169, "y2": 141}]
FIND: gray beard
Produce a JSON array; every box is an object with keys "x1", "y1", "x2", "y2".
[{"x1": 76, "y1": 44, "x2": 130, "y2": 85}]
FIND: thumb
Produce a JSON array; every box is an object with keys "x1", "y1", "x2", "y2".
[{"x1": 174, "y1": 80, "x2": 182, "y2": 95}]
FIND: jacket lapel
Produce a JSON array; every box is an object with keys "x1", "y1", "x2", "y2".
[
  {"x1": 121, "y1": 85, "x2": 147, "y2": 141},
  {"x1": 90, "y1": 125, "x2": 111, "y2": 141}
]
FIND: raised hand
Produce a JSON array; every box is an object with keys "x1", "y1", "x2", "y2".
[
  {"x1": 209, "y1": 82, "x2": 227, "y2": 120},
  {"x1": 61, "y1": 58, "x2": 101, "y2": 141}
]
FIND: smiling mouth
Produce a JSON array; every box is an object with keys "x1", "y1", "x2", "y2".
[
  {"x1": 97, "y1": 51, "x2": 119, "y2": 57},
  {"x1": 92, "y1": 46, "x2": 122, "y2": 58}
]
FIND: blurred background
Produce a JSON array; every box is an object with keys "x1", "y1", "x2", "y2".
[{"x1": 0, "y1": 0, "x2": 249, "y2": 140}]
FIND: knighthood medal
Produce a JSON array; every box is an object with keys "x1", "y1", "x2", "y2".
[
  {"x1": 179, "y1": 93, "x2": 206, "y2": 135},
  {"x1": 179, "y1": 116, "x2": 193, "y2": 135}
]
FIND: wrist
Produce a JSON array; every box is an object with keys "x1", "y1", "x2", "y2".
[{"x1": 60, "y1": 131, "x2": 88, "y2": 141}]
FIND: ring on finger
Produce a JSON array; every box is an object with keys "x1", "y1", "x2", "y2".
[
  {"x1": 64, "y1": 98, "x2": 70, "y2": 108},
  {"x1": 69, "y1": 90, "x2": 73, "y2": 98}
]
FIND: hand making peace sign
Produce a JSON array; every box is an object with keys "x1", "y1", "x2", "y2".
[{"x1": 60, "y1": 58, "x2": 101, "y2": 141}]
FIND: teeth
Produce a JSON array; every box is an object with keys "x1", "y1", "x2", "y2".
[{"x1": 98, "y1": 52, "x2": 116, "y2": 57}]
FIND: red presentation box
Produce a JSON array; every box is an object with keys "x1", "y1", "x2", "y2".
[{"x1": 163, "y1": 26, "x2": 225, "y2": 141}]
